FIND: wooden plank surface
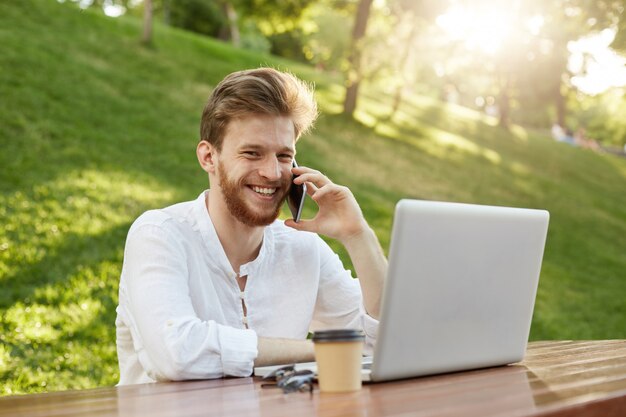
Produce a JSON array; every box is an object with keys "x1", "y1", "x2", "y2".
[{"x1": 1, "y1": 340, "x2": 625, "y2": 417}]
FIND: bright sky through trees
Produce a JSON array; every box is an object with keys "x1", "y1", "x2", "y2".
[
  {"x1": 75, "y1": 0, "x2": 626, "y2": 137},
  {"x1": 435, "y1": 5, "x2": 516, "y2": 55},
  {"x1": 93, "y1": 0, "x2": 626, "y2": 96},
  {"x1": 435, "y1": 4, "x2": 626, "y2": 95},
  {"x1": 568, "y1": 29, "x2": 626, "y2": 95}
]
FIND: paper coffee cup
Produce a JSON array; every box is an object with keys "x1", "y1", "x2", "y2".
[{"x1": 312, "y1": 329, "x2": 365, "y2": 393}]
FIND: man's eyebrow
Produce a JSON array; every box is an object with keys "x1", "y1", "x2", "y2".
[
  {"x1": 239, "y1": 143, "x2": 264, "y2": 150},
  {"x1": 238, "y1": 144, "x2": 295, "y2": 154}
]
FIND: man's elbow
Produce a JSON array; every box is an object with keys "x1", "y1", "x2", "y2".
[
  {"x1": 152, "y1": 362, "x2": 224, "y2": 382},
  {"x1": 147, "y1": 348, "x2": 224, "y2": 382}
]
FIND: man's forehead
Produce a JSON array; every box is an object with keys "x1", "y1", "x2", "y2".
[
  {"x1": 224, "y1": 114, "x2": 296, "y2": 149},
  {"x1": 229, "y1": 113, "x2": 294, "y2": 130}
]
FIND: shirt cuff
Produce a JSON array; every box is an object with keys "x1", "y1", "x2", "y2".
[
  {"x1": 361, "y1": 306, "x2": 379, "y2": 356},
  {"x1": 217, "y1": 324, "x2": 259, "y2": 377}
]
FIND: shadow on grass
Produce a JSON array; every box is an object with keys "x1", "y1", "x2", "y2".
[
  {"x1": 0, "y1": 222, "x2": 130, "y2": 309},
  {"x1": 0, "y1": 222, "x2": 127, "y2": 391},
  {"x1": 1, "y1": 270, "x2": 122, "y2": 391}
]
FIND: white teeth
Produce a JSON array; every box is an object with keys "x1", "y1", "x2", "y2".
[{"x1": 252, "y1": 186, "x2": 276, "y2": 195}]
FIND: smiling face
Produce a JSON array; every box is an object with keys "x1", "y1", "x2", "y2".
[{"x1": 210, "y1": 114, "x2": 296, "y2": 227}]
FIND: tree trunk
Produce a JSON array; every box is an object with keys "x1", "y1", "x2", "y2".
[
  {"x1": 163, "y1": 0, "x2": 170, "y2": 25},
  {"x1": 390, "y1": 86, "x2": 403, "y2": 119},
  {"x1": 498, "y1": 73, "x2": 511, "y2": 128},
  {"x1": 550, "y1": 38, "x2": 569, "y2": 128},
  {"x1": 389, "y1": 21, "x2": 418, "y2": 119},
  {"x1": 554, "y1": 83, "x2": 566, "y2": 128},
  {"x1": 141, "y1": 0, "x2": 153, "y2": 46},
  {"x1": 498, "y1": 94, "x2": 509, "y2": 128},
  {"x1": 343, "y1": 0, "x2": 374, "y2": 117},
  {"x1": 224, "y1": 2, "x2": 240, "y2": 47}
]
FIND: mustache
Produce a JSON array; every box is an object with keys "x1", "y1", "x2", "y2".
[{"x1": 240, "y1": 176, "x2": 290, "y2": 189}]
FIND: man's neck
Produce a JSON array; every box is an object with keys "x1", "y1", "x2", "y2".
[{"x1": 205, "y1": 190, "x2": 265, "y2": 274}]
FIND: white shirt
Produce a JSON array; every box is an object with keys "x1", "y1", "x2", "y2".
[{"x1": 116, "y1": 190, "x2": 378, "y2": 385}]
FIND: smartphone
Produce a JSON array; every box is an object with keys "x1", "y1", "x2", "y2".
[{"x1": 287, "y1": 159, "x2": 307, "y2": 222}]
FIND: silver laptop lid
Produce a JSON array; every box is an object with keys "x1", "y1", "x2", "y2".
[{"x1": 371, "y1": 200, "x2": 549, "y2": 382}]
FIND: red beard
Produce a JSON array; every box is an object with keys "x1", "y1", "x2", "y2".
[{"x1": 217, "y1": 161, "x2": 291, "y2": 227}]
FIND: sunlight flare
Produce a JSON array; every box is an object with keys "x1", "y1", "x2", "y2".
[{"x1": 436, "y1": 5, "x2": 515, "y2": 55}]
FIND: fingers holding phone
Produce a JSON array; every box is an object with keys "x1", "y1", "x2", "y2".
[{"x1": 285, "y1": 165, "x2": 368, "y2": 243}]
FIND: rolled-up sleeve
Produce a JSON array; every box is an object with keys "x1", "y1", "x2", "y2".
[
  {"x1": 310, "y1": 237, "x2": 379, "y2": 355},
  {"x1": 120, "y1": 222, "x2": 258, "y2": 381}
]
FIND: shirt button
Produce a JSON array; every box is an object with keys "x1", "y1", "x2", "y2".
[
  {"x1": 166, "y1": 320, "x2": 173, "y2": 327},
  {"x1": 239, "y1": 291, "x2": 245, "y2": 300},
  {"x1": 242, "y1": 317, "x2": 248, "y2": 325}
]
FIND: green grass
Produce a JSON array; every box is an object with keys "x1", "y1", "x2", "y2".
[{"x1": 1, "y1": 0, "x2": 625, "y2": 395}]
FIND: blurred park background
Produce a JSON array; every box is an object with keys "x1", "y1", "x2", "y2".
[{"x1": 1, "y1": 0, "x2": 625, "y2": 395}]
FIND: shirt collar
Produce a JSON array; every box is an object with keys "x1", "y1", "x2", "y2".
[{"x1": 193, "y1": 190, "x2": 274, "y2": 278}]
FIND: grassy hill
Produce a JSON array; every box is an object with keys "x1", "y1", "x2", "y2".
[{"x1": 1, "y1": 0, "x2": 625, "y2": 395}]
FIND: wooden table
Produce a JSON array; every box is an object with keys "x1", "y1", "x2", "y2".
[{"x1": 2, "y1": 340, "x2": 626, "y2": 417}]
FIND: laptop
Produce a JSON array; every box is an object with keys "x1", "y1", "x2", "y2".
[{"x1": 254, "y1": 199, "x2": 550, "y2": 382}]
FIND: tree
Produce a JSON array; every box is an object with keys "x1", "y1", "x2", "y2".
[
  {"x1": 141, "y1": 0, "x2": 153, "y2": 46},
  {"x1": 237, "y1": 0, "x2": 317, "y2": 34},
  {"x1": 220, "y1": 1, "x2": 240, "y2": 46},
  {"x1": 163, "y1": 0, "x2": 171, "y2": 25},
  {"x1": 385, "y1": 0, "x2": 449, "y2": 120},
  {"x1": 523, "y1": 0, "x2": 624, "y2": 127},
  {"x1": 343, "y1": 0, "x2": 373, "y2": 117},
  {"x1": 161, "y1": 0, "x2": 314, "y2": 48},
  {"x1": 167, "y1": 0, "x2": 225, "y2": 38},
  {"x1": 430, "y1": 0, "x2": 625, "y2": 128},
  {"x1": 612, "y1": 10, "x2": 626, "y2": 52}
]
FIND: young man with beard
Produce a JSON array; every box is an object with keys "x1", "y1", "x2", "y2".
[{"x1": 115, "y1": 68, "x2": 387, "y2": 385}]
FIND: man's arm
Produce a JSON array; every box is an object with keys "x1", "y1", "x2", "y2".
[
  {"x1": 121, "y1": 222, "x2": 258, "y2": 381},
  {"x1": 254, "y1": 337, "x2": 315, "y2": 367},
  {"x1": 340, "y1": 225, "x2": 387, "y2": 319},
  {"x1": 284, "y1": 166, "x2": 387, "y2": 319}
]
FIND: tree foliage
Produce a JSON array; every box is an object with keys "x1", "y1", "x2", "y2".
[
  {"x1": 70, "y1": 0, "x2": 626, "y2": 144},
  {"x1": 168, "y1": 0, "x2": 225, "y2": 38}
]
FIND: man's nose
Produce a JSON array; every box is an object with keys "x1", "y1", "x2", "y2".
[{"x1": 258, "y1": 157, "x2": 282, "y2": 181}]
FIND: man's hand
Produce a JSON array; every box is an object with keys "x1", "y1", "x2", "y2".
[
  {"x1": 284, "y1": 166, "x2": 368, "y2": 245},
  {"x1": 284, "y1": 165, "x2": 388, "y2": 319}
]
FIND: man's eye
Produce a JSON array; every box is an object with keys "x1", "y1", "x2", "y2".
[
  {"x1": 279, "y1": 154, "x2": 293, "y2": 162},
  {"x1": 243, "y1": 151, "x2": 259, "y2": 157}
]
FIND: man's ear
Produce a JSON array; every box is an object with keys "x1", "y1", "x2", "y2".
[{"x1": 197, "y1": 140, "x2": 218, "y2": 174}]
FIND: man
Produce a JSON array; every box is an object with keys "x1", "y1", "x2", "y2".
[{"x1": 116, "y1": 68, "x2": 387, "y2": 385}]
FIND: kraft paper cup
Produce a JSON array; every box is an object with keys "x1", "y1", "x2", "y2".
[{"x1": 312, "y1": 329, "x2": 365, "y2": 393}]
